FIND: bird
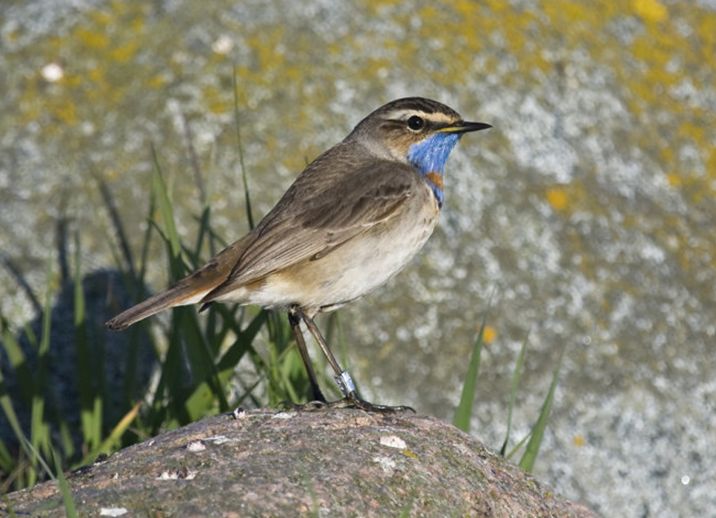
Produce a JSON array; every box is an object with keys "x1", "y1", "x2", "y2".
[{"x1": 106, "y1": 97, "x2": 491, "y2": 411}]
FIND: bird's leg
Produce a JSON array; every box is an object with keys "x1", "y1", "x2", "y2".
[
  {"x1": 298, "y1": 309, "x2": 414, "y2": 414},
  {"x1": 288, "y1": 307, "x2": 327, "y2": 404},
  {"x1": 299, "y1": 312, "x2": 354, "y2": 396}
]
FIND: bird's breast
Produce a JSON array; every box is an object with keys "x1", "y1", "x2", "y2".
[{"x1": 249, "y1": 183, "x2": 440, "y2": 313}]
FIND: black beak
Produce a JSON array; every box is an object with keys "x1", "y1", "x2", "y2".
[{"x1": 439, "y1": 120, "x2": 492, "y2": 134}]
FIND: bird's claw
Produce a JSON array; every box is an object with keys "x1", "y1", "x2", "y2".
[
  {"x1": 279, "y1": 394, "x2": 415, "y2": 414},
  {"x1": 332, "y1": 393, "x2": 415, "y2": 413}
]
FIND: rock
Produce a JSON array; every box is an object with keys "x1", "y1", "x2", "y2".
[{"x1": 2, "y1": 409, "x2": 595, "y2": 517}]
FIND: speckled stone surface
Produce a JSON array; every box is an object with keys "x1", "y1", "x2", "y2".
[{"x1": 2, "y1": 409, "x2": 595, "y2": 517}]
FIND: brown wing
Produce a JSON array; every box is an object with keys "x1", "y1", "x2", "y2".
[{"x1": 201, "y1": 148, "x2": 421, "y2": 303}]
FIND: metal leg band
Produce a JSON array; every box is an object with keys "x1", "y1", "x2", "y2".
[{"x1": 335, "y1": 371, "x2": 356, "y2": 396}]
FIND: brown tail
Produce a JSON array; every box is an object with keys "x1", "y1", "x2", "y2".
[
  {"x1": 105, "y1": 283, "x2": 210, "y2": 330},
  {"x1": 105, "y1": 234, "x2": 255, "y2": 331}
]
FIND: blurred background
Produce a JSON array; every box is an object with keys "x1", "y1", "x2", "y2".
[{"x1": 1, "y1": 0, "x2": 714, "y2": 515}]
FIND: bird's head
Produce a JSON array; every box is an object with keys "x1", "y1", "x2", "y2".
[{"x1": 347, "y1": 97, "x2": 491, "y2": 174}]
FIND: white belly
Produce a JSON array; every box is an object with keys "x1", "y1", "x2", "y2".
[{"x1": 243, "y1": 186, "x2": 440, "y2": 313}]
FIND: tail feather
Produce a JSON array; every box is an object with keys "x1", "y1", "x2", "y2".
[
  {"x1": 105, "y1": 233, "x2": 255, "y2": 331},
  {"x1": 105, "y1": 284, "x2": 209, "y2": 330}
]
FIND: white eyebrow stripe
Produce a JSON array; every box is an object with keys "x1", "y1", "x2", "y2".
[
  {"x1": 384, "y1": 109, "x2": 456, "y2": 124},
  {"x1": 384, "y1": 109, "x2": 431, "y2": 120}
]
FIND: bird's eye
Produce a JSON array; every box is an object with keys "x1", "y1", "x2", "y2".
[{"x1": 407, "y1": 115, "x2": 425, "y2": 131}]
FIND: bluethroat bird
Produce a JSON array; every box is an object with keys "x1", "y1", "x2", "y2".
[{"x1": 106, "y1": 97, "x2": 491, "y2": 411}]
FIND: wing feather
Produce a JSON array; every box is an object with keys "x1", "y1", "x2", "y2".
[{"x1": 201, "y1": 146, "x2": 420, "y2": 302}]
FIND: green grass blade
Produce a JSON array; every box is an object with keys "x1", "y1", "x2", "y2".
[
  {"x1": 452, "y1": 313, "x2": 488, "y2": 433},
  {"x1": 83, "y1": 402, "x2": 141, "y2": 463},
  {"x1": 29, "y1": 263, "x2": 54, "y2": 484},
  {"x1": 180, "y1": 112, "x2": 207, "y2": 207},
  {"x1": 0, "y1": 439, "x2": 13, "y2": 475},
  {"x1": 217, "y1": 310, "x2": 266, "y2": 373},
  {"x1": 1, "y1": 257, "x2": 42, "y2": 314},
  {"x1": 1, "y1": 354, "x2": 38, "y2": 490},
  {"x1": 56, "y1": 419, "x2": 75, "y2": 461},
  {"x1": 278, "y1": 347, "x2": 305, "y2": 403},
  {"x1": 73, "y1": 232, "x2": 102, "y2": 451},
  {"x1": 1, "y1": 321, "x2": 32, "y2": 404},
  {"x1": 152, "y1": 305, "x2": 227, "y2": 425},
  {"x1": 21, "y1": 322, "x2": 38, "y2": 351},
  {"x1": 96, "y1": 173, "x2": 136, "y2": 276},
  {"x1": 53, "y1": 447, "x2": 77, "y2": 518},
  {"x1": 193, "y1": 207, "x2": 212, "y2": 262},
  {"x1": 232, "y1": 66, "x2": 254, "y2": 230},
  {"x1": 519, "y1": 345, "x2": 565, "y2": 472},
  {"x1": 500, "y1": 333, "x2": 529, "y2": 456},
  {"x1": 21, "y1": 437, "x2": 53, "y2": 483},
  {"x1": 137, "y1": 185, "x2": 157, "y2": 292},
  {"x1": 179, "y1": 312, "x2": 229, "y2": 419},
  {"x1": 506, "y1": 430, "x2": 532, "y2": 460},
  {"x1": 150, "y1": 145, "x2": 183, "y2": 278},
  {"x1": 0, "y1": 368, "x2": 25, "y2": 454},
  {"x1": 123, "y1": 190, "x2": 157, "y2": 408},
  {"x1": 263, "y1": 311, "x2": 305, "y2": 405},
  {"x1": 234, "y1": 376, "x2": 264, "y2": 408},
  {"x1": 2, "y1": 496, "x2": 17, "y2": 517},
  {"x1": 148, "y1": 146, "x2": 222, "y2": 424}
]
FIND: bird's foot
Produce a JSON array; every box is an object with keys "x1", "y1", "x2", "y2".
[
  {"x1": 279, "y1": 394, "x2": 414, "y2": 413},
  {"x1": 329, "y1": 371, "x2": 412, "y2": 411},
  {"x1": 331, "y1": 392, "x2": 415, "y2": 413}
]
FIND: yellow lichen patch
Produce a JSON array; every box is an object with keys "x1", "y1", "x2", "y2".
[
  {"x1": 707, "y1": 150, "x2": 716, "y2": 181},
  {"x1": 666, "y1": 173, "x2": 682, "y2": 187},
  {"x1": 75, "y1": 27, "x2": 110, "y2": 49},
  {"x1": 148, "y1": 74, "x2": 167, "y2": 89},
  {"x1": 401, "y1": 449, "x2": 418, "y2": 459},
  {"x1": 203, "y1": 85, "x2": 231, "y2": 115},
  {"x1": 546, "y1": 186, "x2": 570, "y2": 212},
  {"x1": 6, "y1": 27, "x2": 21, "y2": 43},
  {"x1": 110, "y1": 40, "x2": 139, "y2": 63},
  {"x1": 697, "y1": 13, "x2": 716, "y2": 52},
  {"x1": 572, "y1": 434, "x2": 586, "y2": 447},
  {"x1": 129, "y1": 15, "x2": 145, "y2": 33},
  {"x1": 52, "y1": 100, "x2": 78, "y2": 126},
  {"x1": 632, "y1": 0, "x2": 668, "y2": 23},
  {"x1": 482, "y1": 325, "x2": 497, "y2": 345},
  {"x1": 88, "y1": 66, "x2": 105, "y2": 85},
  {"x1": 105, "y1": 169, "x2": 120, "y2": 181},
  {"x1": 88, "y1": 8, "x2": 112, "y2": 27},
  {"x1": 453, "y1": 0, "x2": 479, "y2": 21}
]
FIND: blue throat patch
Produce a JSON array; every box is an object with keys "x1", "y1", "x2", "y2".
[{"x1": 406, "y1": 133, "x2": 461, "y2": 208}]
